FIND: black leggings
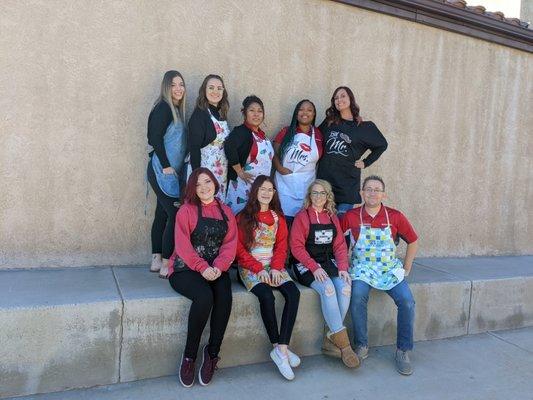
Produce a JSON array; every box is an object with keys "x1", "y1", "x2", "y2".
[
  {"x1": 250, "y1": 281, "x2": 300, "y2": 345},
  {"x1": 147, "y1": 161, "x2": 179, "y2": 259},
  {"x1": 169, "y1": 269, "x2": 233, "y2": 360}
]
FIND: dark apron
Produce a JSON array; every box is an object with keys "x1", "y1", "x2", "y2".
[
  {"x1": 171, "y1": 199, "x2": 229, "y2": 272},
  {"x1": 293, "y1": 209, "x2": 338, "y2": 287}
]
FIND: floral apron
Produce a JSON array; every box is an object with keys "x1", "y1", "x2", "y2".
[
  {"x1": 151, "y1": 120, "x2": 187, "y2": 198},
  {"x1": 238, "y1": 210, "x2": 292, "y2": 291},
  {"x1": 187, "y1": 110, "x2": 230, "y2": 200},
  {"x1": 349, "y1": 207, "x2": 405, "y2": 290},
  {"x1": 226, "y1": 132, "x2": 274, "y2": 214},
  {"x1": 275, "y1": 128, "x2": 319, "y2": 217}
]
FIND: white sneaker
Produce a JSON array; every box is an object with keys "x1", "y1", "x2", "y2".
[
  {"x1": 287, "y1": 349, "x2": 301, "y2": 368},
  {"x1": 270, "y1": 348, "x2": 294, "y2": 380},
  {"x1": 150, "y1": 255, "x2": 162, "y2": 273}
]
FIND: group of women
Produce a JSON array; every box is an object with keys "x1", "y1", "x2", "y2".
[{"x1": 146, "y1": 70, "x2": 389, "y2": 387}]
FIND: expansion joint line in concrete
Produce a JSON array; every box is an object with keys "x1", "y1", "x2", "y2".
[
  {"x1": 487, "y1": 331, "x2": 533, "y2": 355},
  {"x1": 111, "y1": 267, "x2": 125, "y2": 383},
  {"x1": 466, "y1": 280, "x2": 473, "y2": 335}
]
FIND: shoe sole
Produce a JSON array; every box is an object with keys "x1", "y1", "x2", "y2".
[
  {"x1": 178, "y1": 354, "x2": 194, "y2": 388},
  {"x1": 198, "y1": 345, "x2": 210, "y2": 386}
]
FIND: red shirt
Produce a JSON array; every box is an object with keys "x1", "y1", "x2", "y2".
[
  {"x1": 169, "y1": 201, "x2": 237, "y2": 274},
  {"x1": 340, "y1": 205, "x2": 418, "y2": 244},
  {"x1": 290, "y1": 207, "x2": 348, "y2": 272},
  {"x1": 236, "y1": 210, "x2": 289, "y2": 273},
  {"x1": 274, "y1": 126, "x2": 324, "y2": 158}
]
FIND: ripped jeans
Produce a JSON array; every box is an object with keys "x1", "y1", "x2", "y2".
[{"x1": 310, "y1": 276, "x2": 351, "y2": 334}]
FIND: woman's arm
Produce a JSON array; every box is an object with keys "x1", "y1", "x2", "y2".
[
  {"x1": 289, "y1": 212, "x2": 321, "y2": 272},
  {"x1": 187, "y1": 108, "x2": 207, "y2": 170},
  {"x1": 360, "y1": 122, "x2": 388, "y2": 168},
  {"x1": 147, "y1": 102, "x2": 173, "y2": 168},
  {"x1": 331, "y1": 215, "x2": 349, "y2": 271},
  {"x1": 212, "y1": 208, "x2": 238, "y2": 272},
  {"x1": 270, "y1": 216, "x2": 289, "y2": 270},
  {"x1": 174, "y1": 206, "x2": 210, "y2": 273}
]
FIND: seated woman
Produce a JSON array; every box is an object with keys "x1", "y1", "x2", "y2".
[
  {"x1": 168, "y1": 167, "x2": 237, "y2": 388},
  {"x1": 290, "y1": 179, "x2": 359, "y2": 369},
  {"x1": 236, "y1": 175, "x2": 301, "y2": 380}
]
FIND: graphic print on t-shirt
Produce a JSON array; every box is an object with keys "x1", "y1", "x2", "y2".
[{"x1": 325, "y1": 131, "x2": 352, "y2": 157}]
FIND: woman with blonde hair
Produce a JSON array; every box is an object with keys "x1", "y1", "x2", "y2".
[
  {"x1": 289, "y1": 179, "x2": 359, "y2": 368},
  {"x1": 147, "y1": 70, "x2": 188, "y2": 277}
]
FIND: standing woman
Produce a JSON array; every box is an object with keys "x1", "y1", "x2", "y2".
[
  {"x1": 290, "y1": 179, "x2": 359, "y2": 369},
  {"x1": 317, "y1": 86, "x2": 388, "y2": 215},
  {"x1": 273, "y1": 99, "x2": 323, "y2": 226},
  {"x1": 147, "y1": 70, "x2": 187, "y2": 277},
  {"x1": 236, "y1": 175, "x2": 301, "y2": 380},
  {"x1": 225, "y1": 95, "x2": 274, "y2": 214},
  {"x1": 187, "y1": 74, "x2": 231, "y2": 199},
  {"x1": 168, "y1": 167, "x2": 237, "y2": 388}
]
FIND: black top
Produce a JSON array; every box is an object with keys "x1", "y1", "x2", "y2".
[
  {"x1": 223, "y1": 124, "x2": 254, "y2": 182},
  {"x1": 317, "y1": 119, "x2": 388, "y2": 204},
  {"x1": 187, "y1": 105, "x2": 223, "y2": 170},
  {"x1": 147, "y1": 101, "x2": 175, "y2": 168}
]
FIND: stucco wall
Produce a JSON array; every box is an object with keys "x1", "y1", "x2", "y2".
[{"x1": 1, "y1": 0, "x2": 531, "y2": 268}]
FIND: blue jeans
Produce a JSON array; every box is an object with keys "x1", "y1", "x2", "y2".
[
  {"x1": 350, "y1": 279, "x2": 415, "y2": 351},
  {"x1": 336, "y1": 203, "x2": 355, "y2": 216},
  {"x1": 311, "y1": 276, "x2": 351, "y2": 333}
]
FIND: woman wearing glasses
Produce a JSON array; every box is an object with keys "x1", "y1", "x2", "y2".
[
  {"x1": 317, "y1": 86, "x2": 388, "y2": 215},
  {"x1": 187, "y1": 74, "x2": 231, "y2": 200},
  {"x1": 236, "y1": 175, "x2": 301, "y2": 380},
  {"x1": 290, "y1": 179, "x2": 359, "y2": 369}
]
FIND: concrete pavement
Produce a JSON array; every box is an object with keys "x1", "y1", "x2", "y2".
[{"x1": 9, "y1": 326, "x2": 533, "y2": 400}]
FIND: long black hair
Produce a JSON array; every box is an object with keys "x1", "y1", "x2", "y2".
[{"x1": 278, "y1": 99, "x2": 316, "y2": 160}]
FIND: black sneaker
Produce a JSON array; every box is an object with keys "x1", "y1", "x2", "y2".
[
  {"x1": 179, "y1": 354, "x2": 195, "y2": 387},
  {"x1": 199, "y1": 345, "x2": 219, "y2": 386}
]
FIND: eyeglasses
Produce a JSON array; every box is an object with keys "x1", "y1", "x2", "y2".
[
  {"x1": 363, "y1": 188, "x2": 384, "y2": 193},
  {"x1": 259, "y1": 187, "x2": 275, "y2": 193},
  {"x1": 311, "y1": 191, "x2": 327, "y2": 197}
]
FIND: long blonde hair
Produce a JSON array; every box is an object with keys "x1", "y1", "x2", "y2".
[
  {"x1": 155, "y1": 70, "x2": 186, "y2": 124},
  {"x1": 303, "y1": 179, "x2": 336, "y2": 215}
]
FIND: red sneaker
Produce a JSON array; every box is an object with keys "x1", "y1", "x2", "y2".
[
  {"x1": 198, "y1": 345, "x2": 219, "y2": 386},
  {"x1": 179, "y1": 354, "x2": 195, "y2": 388}
]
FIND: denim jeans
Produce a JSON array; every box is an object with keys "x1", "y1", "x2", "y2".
[
  {"x1": 336, "y1": 203, "x2": 355, "y2": 216},
  {"x1": 311, "y1": 276, "x2": 351, "y2": 333},
  {"x1": 350, "y1": 279, "x2": 415, "y2": 351}
]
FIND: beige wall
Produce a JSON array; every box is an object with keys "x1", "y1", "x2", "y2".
[{"x1": 1, "y1": 0, "x2": 532, "y2": 269}]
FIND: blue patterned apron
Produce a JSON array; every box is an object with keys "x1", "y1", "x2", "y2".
[
  {"x1": 151, "y1": 120, "x2": 186, "y2": 198},
  {"x1": 349, "y1": 206, "x2": 405, "y2": 290}
]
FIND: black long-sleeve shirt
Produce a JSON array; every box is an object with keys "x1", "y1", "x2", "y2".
[
  {"x1": 317, "y1": 119, "x2": 388, "y2": 204},
  {"x1": 147, "y1": 101, "x2": 174, "y2": 168},
  {"x1": 224, "y1": 124, "x2": 254, "y2": 182},
  {"x1": 187, "y1": 105, "x2": 223, "y2": 170}
]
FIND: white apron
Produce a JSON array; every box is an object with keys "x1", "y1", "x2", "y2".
[
  {"x1": 226, "y1": 132, "x2": 274, "y2": 214},
  {"x1": 275, "y1": 128, "x2": 319, "y2": 217},
  {"x1": 187, "y1": 110, "x2": 230, "y2": 200}
]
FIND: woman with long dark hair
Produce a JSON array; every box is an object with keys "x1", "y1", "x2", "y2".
[
  {"x1": 187, "y1": 74, "x2": 231, "y2": 199},
  {"x1": 273, "y1": 99, "x2": 323, "y2": 225},
  {"x1": 236, "y1": 175, "x2": 301, "y2": 380},
  {"x1": 146, "y1": 70, "x2": 187, "y2": 277},
  {"x1": 168, "y1": 167, "x2": 237, "y2": 388},
  {"x1": 317, "y1": 86, "x2": 388, "y2": 215},
  {"x1": 224, "y1": 95, "x2": 274, "y2": 214}
]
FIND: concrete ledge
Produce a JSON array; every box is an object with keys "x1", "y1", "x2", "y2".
[
  {"x1": 0, "y1": 268, "x2": 122, "y2": 398},
  {"x1": 0, "y1": 256, "x2": 532, "y2": 398}
]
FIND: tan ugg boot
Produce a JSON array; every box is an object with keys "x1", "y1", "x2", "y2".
[
  {"x1": 328, "y1": 328, "x2": 360, "y2": 368},
  {"x1": 321, "y1": 328, "x2": 341, "y2": 358}
]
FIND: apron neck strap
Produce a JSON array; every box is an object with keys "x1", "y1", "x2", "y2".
[{"x1": 360, "y1": 204, "x2": 390, "y2": 227}]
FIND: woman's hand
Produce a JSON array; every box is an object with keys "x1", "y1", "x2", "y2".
[
  {"x1": 258, "y1": 270, "x2": 271, "y2": 285},
  {"x1": 354, "y1": 160, "x2": 365, "y2": 169},
  {"x1": 238, "y1": 170, "x2": 254, "y2": 184},
  {"x1": 270, "y1": 269, "x2": 283, "y2": 286},
  {"x1": 339, "y1": 270, "x2": 352, "y2": 285},
  {"x1": 201, "y1": 267, "x2": 217, "y2": 281},
  {"x1": 356, "y1": 115, "x2": 363, "y2": 125},
  {"x1": 313, "y1": 267, "x2": 329, "y2": 283},
  {"x1": 212, "y1": 267, "x2": 222, "y2": 280},
  {"x1": 162, "y1": 166, "x2": 176, "y2": 175},
  {"x1": 278, "y1": 167, "x2": 293, "y2": 176}
]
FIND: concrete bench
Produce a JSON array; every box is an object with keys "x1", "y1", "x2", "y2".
[{"x1": 1, "y1": 256, "x2": 532, "y2": 398}]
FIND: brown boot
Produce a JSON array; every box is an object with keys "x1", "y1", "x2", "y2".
[
  {"x1": 328, "y1": 328, "x2": 360, "y2": 368},
  {"x1": 321, "y1": 329, "x2": 341, "y2": 358}
]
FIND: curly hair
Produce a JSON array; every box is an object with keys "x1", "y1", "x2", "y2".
[
  {"x1": 303, "y1": 179, "x2": 336, "y2": 215},
  {"x1": 237, "y1": 175, "x2": 284, "y2": 251},
  {"x1": 325, "y1": 86, "x2": 360, "y2": 127}
]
